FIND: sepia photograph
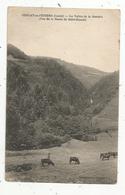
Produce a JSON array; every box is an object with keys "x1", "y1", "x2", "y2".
[{"x1": 6, "y1": 7, "x2": 120, "y2": 184}]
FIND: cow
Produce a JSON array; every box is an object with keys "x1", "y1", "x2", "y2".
[
  {"x1": 69, "y1": 157, "x2": 80, "y2": 164},
  {"x1": 41, "y1": 158, "x2": 55, "y2": 167},
  {"x1": 100, "y1": 153, "x2": 110, "y2": 160}
]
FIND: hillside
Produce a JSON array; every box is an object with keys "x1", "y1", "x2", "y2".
[
  {"x1": 96, "y1": 93, "x2": 118, "y2": 120},
  {"x1": 92, "y1": 92, "x2": 118, "y2": 130},
  {"x1": 6, "y1": 44, "x2": 90, "y2": 150},
  {"x1": 6, "y1": 44, "x2": 119, "y2": 150},
  {"x1": 84, "y1": 72, "x2": 119, "y2": 131},
  {"x1": 57, "y1": 59, "x2": 108, "y2": 88},
  {"x1": 7, "y1": 44, "x2": 28, "y2": 60},
  {"x1": 85, "y1": 71, "x2": 119, "y2": 116}
]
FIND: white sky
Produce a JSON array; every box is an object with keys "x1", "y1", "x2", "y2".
[{"x1": 8, "y1": 7, "x2": 120, "y2": 72}]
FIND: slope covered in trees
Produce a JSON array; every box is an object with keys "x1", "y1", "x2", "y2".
[
  {"x1": 6, "y1": 45, "x2": 89, "y2": 150},
  {"x1": 6, "y1": 44, "x2": 119, "y2": 150},
  {"x1": 85, "y1": 71, "x2": 119, "y2": 116},
  {"x1": 57, "y1": 59, "x2": 108, "y2": 88}
]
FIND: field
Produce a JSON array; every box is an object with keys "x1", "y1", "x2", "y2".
[{"x1": 5, "y1": 131, "x2": 118, "y2": 184}]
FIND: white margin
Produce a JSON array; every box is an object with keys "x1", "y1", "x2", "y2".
[{"x1": 0, "y1": 1, "x2": 125, "y2": 195}]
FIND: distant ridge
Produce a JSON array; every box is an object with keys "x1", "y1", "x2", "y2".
[
  {"x1": 7, "y1": 43, "x2": 108, "y2": 88},
  {"x1": 7, "y1": 44, "x2": 28, "y2": 60},
  {"x1": 56, "y1": 59, "x2": 108, "y2": 88}
]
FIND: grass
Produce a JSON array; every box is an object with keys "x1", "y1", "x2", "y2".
[{"x1": 5, "y1": 131, "x2": 118, "y2": 184}]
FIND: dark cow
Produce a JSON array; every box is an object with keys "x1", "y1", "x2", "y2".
[
  {"x1": 69, "y1": 157, "x2": 80, "y2": 164},
  {"x1": 41, "y1": 158, "x2": 55, "y2": 167},
  {"x1": 100, "y1": 153, "x2": 110, "y2": 160}
]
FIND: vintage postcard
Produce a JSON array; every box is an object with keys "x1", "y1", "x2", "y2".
[{"x1": 6, "y1": 7, "x2": 120, "y2": 183}]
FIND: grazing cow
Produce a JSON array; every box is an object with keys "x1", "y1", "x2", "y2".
[
  {"x1": 100, "y1": 153, "x2": 110, "y2": 160},
  {"x1": 69, "y1": 157, "x2": 80, "y2": 164},
  {"x1": 41, "y1": 158, "x2": 55, "y2": 167}
]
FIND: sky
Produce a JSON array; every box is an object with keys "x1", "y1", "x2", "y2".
[{"x1": 8, "y1": 7, "x2": 120, "y2": 72}]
